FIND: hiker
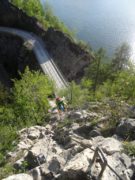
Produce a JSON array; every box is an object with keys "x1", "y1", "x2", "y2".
[
  {"x1": 56, "y1": 97, "x2": 66, "y2": 113},
  {"x1": 48, "y1": 94, "x2": 58, "y2": 114}
]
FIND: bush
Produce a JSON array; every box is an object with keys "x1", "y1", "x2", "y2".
[
  {"x1": 0, "y1": 68, "x2": 54, "y2": 175},
  {"x1": 96, "y1": 70, "x2": 135, "y2": 103},
  {"x1": 12, "y1": 67, "x2": 54, "y2": 126},
  {"x1": 0, "y1": 163, "x2": 15, "y2": 179},
  {"x1": 10, "y1": 0, "x2": 74, "y2": 37},
  {"x1": 123, "y1": 142, "x2": 135, "y2": 156},
  {"x1": 58, "y1": 81, "x2": 89, "y2": 109},
  {"x1": 0, "y1": 126, "x2": 17, "y2": 165}
]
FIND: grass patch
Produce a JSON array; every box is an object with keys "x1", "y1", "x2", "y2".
[
  {"x1": 57, "y1": 118, "x2": 73, "y2": 129},
  {"x1": 123, "y1": 142, "x2": 135, "y2": 156},
  {"x1": 0, "y1": 163, "x2": 15, "y2": 179}
]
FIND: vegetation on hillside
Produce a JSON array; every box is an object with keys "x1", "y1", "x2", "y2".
[
  {"x1": 59, "y1": 43, "x2": 135, "y2": 107},
  {"x1": 0, "y1": 1, "x2": 134, "y2": 177},
  {"x1": 0, "y1": 68, "x2": 54, "y2": 178},
  {"x1": 10, "y1": 0, "x2": 74, "y2": 37},
  {"x1": 0, "y1": 45, "x2": 135, "y2": 178},
  {"x1": 10, "y1": 0, "x2": 96, "y2": 54}
]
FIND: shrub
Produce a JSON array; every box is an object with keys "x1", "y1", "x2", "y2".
[
  {"x1": 58, "y1": 81, "x2": 89, "y2": 109},
  {"x1": 123, "y1": 142, "x2": 135, "y2": 156},
  {"x1": 10, "y1": 0, "x2": 74, "y2": 37},
  {"x1": 12, "y1": 67, "x2": 54, "y2": 126},
  {"x1": 0, "y1": 126, "x2": 17, "y2": 165},
  {"x1": 0, "y1": 163, "x2": 15, "y2": 179},
  {"x1": 96, "y1": 69, "x2": 135, "y2": 103}
]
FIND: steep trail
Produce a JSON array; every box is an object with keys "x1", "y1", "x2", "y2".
[{"x1": 0, "y1": 27, "x2": 68, "y2": 89}]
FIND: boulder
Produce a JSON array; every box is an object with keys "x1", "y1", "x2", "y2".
[
  {"x1": 3, "y1": 174, "x2": 33, "y2": 180},
  {"x1": 48, "y1": 157, "x2": 61, "y2": 174},
  {"x1": 73, "y1": 123, "x2": 93, "y2": 139},
  {"x1": 17, "y1": 139, "x2": 33, "y2": 150},
  {"x1": 5, "y1": 124, "x2": 135, "y2": 180},
  {"x1": 128, "y1": 106, "x2": 135, "y2": 118},
  {"x1": 24, "y1": 137, "x2": 65, "y2": 169},
  {"x1": 116, "y1": 118, "x2": 135, "y2": 139},
  {"x1": 103, "y1": 153, "x2": 134, "y2": 180},
  {"x1": 14, "y1": 158, "x2": 25, "y2": 170},
  {"x1": 92, "y1": 137, "x2": 123, "y2": 155},
  {"x1": 58, "y1": 148, "x2": 94, "y2": 180},
  {"x1": 30, "y1": 165, "x2": 55, "y2": 180},
  {"x1": 89, "y1": 129, "x2": 101, "y2": 137},
  {"x1": 68, "y1": 110, "x2": 98, "y2": 121}
]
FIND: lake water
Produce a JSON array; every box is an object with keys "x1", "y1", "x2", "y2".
[{"x1": 41, "y1": 0, "x2": 135, "y2": 59}]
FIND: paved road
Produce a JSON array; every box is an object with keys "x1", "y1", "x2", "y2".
[{"x1": 0, "y1": 27, "x2": 68, "y2": 89}]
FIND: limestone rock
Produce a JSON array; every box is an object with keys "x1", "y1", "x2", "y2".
[
  {"x1": 128, "y1": 106, "x2": 135, "y2": 118},
  {"x1": 59, "y1": 148, "x2": 94, "y2": 180},
  {"x1": 116, "y1": 118, "x2": 135, "y2": 139},
  {"x1": 14, "y1": 158, "x2": 24, "y2": 170},
  {"x1": 68, "y1": 110, "x2": 98, "y2": 121},
  {"x1": 25, "y1": 137, "x2": 65, "y2": 169},
  {"x1": 4, "y1": 124, "x2": 135, "y2": 180},
  {"x1": 73, "y1": 123, "x2": 93, "y2": 139},
  {"x1": 3, "y1": 174, "x2": 33, "y2": 180},
  {"x1": 92, "y1": 137, "x2": 123, "y2": 155},
  {"x1": 89, "y1": 129, "x2": 101, "y2": 137}
]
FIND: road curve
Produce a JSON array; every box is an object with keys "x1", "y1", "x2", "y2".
[{"x1": 0, "y1": 27, "x2": 68, "y2": 89}]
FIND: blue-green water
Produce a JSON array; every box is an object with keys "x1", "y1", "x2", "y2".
[{"x1": 41, "y1": 0, "x2": 135, "y2": 59}]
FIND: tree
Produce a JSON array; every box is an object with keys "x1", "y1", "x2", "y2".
[
  {"x1": 10, "y1": 0, "x2": 74, "y2": 36},
  {"x1": 11, "y1": 0, "x2": 44, "y2": 17},
  {"x1": 112, "y1": 43, "x2": 131, "y2": 71},
  {"x1": 85, "y1": 48, "x2": 112, "y2": 92},
  {"x1": 12, "y1": 67, "x2": 54, "y2": 126},
  {"x1": 96, "y1": 68, "x2": 135, "y2": 103}
]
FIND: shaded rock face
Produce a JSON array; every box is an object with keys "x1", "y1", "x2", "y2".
[
  {"x1": 0, "y1": 0, "x2": 45, "y2": 36},
  {"x1": 0, "y1": 0, "x2": 93, "y2": 83},
  {"x1": 116, "y1": 118, "x2": 135, "y2": 140},
  {"x1": 0, "y1": 33, "x2": 39, "y2": 86},
  {"x1": 44, "y1": 28, "x2": 93, "y2": 81}
]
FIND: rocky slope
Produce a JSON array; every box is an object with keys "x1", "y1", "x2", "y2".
[
  {"x1": 0, "y1": 0, "x2": 94, "y2": 85},
  {"x1": 3, "y1": 106, "x2": 135, "y2": 180}
]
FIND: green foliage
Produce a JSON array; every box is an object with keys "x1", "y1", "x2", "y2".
[
  {"x1": 0, "y1": 68, "x2": 54, "y2": 177},
  {"x1": 0, "y1": 106, "x2": 16, "y2": 126},
  {"x1": 12, "y1": 67, "x2": 53, "y2": 125},
  {"x1": 96, "y1": 69, "x2": 135, "y2": 103},
  {"x1": 85, "y1": 48, "x2": 113, "y2": 92},
  {"x1": 58, "y1": 81, "x2": 89, "y2": 108},
  {"x1": 43, "y1": 2, "x2": 75, "y2": 37},
  {"x1": 123, "y1": 142, "x2": 135, "y2": 156},
  {"x1": 0, "y1": 163, "x2": 15, "y2": 179},
  {"x1": 112, "y1": 43, "x2": 131, "y2": 71},
  {"x1": 84, "y1": 43, "x2": 135, "y2": 104},
  {"x1": 10, "y1": 0, "x2": 74, "y2": 37},
  {"x1": 0, "y1": 126, "x2": 17, "y2": 165},
  {"x1": 11, "y1": 0, "x2": 44, "y2": 17},
  {"x1": 77, "y1": 40, "x2": 93, "y2": 52},
  {"x1": 57, "y1": 118, "x2": 72, "y2": 129}
]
